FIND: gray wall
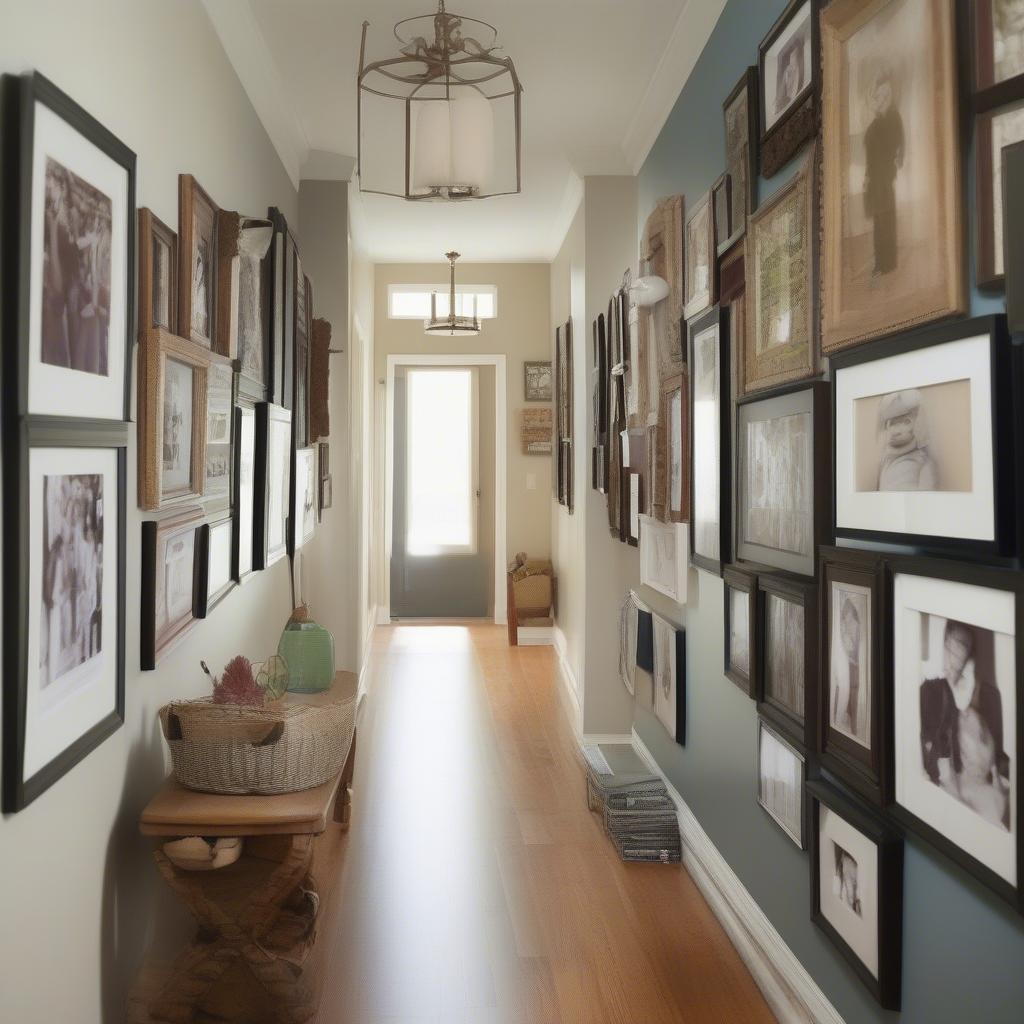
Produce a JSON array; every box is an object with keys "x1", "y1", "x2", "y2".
[{"x1": 632, "y1": 1, "x2": 1024, "y2": 1021}]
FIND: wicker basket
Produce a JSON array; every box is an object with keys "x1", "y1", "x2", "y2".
[{"x1": 159, "y1": 693, "x2": 356, "y2": 796}]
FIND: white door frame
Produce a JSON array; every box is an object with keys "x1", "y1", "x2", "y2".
[{"x1": 382, "y1": 353, "x2": 507, "y2": 624}]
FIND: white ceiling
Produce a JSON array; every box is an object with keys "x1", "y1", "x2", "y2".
[{"x1": 204, "y1": 0, "x2": 727, "y2": 262}]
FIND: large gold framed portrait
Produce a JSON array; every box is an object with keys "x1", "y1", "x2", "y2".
[{"x1": 820, "y1": 0, "x2": 965, "y2": 354}]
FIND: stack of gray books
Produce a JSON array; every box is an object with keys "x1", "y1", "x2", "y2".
[{"x1": 583, "y1": 743, "x2": 682, "y2": 864}]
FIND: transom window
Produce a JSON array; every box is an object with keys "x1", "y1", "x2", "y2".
[{"x1": 388, "y1": 283, "x2": 497, "y2": 320}]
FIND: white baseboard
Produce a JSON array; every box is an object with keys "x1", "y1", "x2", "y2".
[
  {"x1": 516, "y1": 626, "x2": 554, "y2": 646},
  {"x1": 630, "y1": 730, "x2": 845, "y2": 1024}
]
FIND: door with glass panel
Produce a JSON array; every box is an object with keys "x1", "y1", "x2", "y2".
[{"x1": 390, "y1": 366, "x2": 491, "y2": 618}]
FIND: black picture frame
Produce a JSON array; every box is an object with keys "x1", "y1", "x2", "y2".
[
  {"x1": 758, "y1": 0, "x2": 820, "y2": 178},
  {"x1": 756, "y1": 571, "x2": 817, "y2": 748},
  {"x1": 636, "y1": 609, "x2": 654, "y2": 673},
  {"x1": 1, "y1": 418, "x2": 127, "y2": 812},
  {"x1": 195, "y1": 514, "x2": 236, "y2": 619},
  {"x1": 830, "y1": 314, "x2": 1019, "y2": 560},
  {"x1": 885, "y1": 553, "x2": 1024, "y2": 912},
  {"x1": 818, "y1": 546, "x2": 888, "y2": 807},
  {"x1": 253, "y1": 401, "x2": 292, "y2": 570},
  {"x1": 653, "y1": 619, "x2": 687, "y2": 746},
  {"x1": 235, "y1": 216, "x2": 274, "y2": 404},
  {"x1": 266, "y1": 208, "x2": 292, "y2": 410},
  {"x1": 723, "y1": 565, "x2": 758, "y2": 697},
  {"x1": 808, "y1": 779, "x2": 904, "y2": 1011},
  {"x1": 722, "y1": 65, "x2": 760, "y2": 243},
  {"x1": 1005, "y1": 140, "x2": 1024, "y2": 335},
  {"x1": 1, "y1": 71, "x2": 137, "y2": 424},
  {"x1": 688, "y1": 303, "x2": 731, "y2": 575},
  {"x1": 734, "y1": 380, "x2": 830, "y2": 578},
  {"x1": 232, "y1": 398, "x2": 256, "y2": 584}
]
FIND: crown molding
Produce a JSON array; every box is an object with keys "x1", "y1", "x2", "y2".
[
  {"x1": 201, "y1": 0, "x2": 308, "y2": 190},
  {"x1": 621, "y1": 0, "x2": 729, "y2": 175}
]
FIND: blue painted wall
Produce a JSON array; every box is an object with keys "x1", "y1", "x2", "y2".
[{"x1": 634, "y1": 1, "x2": 1024, "y2": 1020}]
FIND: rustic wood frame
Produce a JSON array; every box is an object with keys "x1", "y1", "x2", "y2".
[
  {"x1": 215, "y1": 209, "x2": 240, "y2": 360},
  {"x1": 723, "y1": 66, "x2": 760, "y2": 245},
  {"x1": 137, "y1": 327, "x2": 210, "y2": 511},
  {"x1": 138, "y1": 208, "x2": 178, "y2": 335},
  {"x1": 178, "y1": 174, "x2": 219, "y2": 352},
  {"x1": 683, "y1": 190, "x2": 717, "y2": 320},
  {"x1": 310, "y1": 317, "x2": 331, "y2": 442}
]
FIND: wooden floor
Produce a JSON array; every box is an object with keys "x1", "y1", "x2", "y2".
[{"x1": 313, "y1": 623, "x2": 775, "y2": 1024}]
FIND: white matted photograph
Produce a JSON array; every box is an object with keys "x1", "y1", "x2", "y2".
[
  {"x1": 893, "y1": 570, "x2": 1017, "y2": 889},
  {"x1": 639, "y1": 516, "x2": 688, "y2": 604},
  {"x1": 653, "y1": 614, "x2": 683, "y2": 743},
  {"x1": 763, "y1": 0, "x2": 813, "y2": 132},
  {"x1": 691, "y1": 319, "x2": 722, "y2": 566},
  {"x1": 757, "y1": 719, "x2": 805, "y2": 847}
]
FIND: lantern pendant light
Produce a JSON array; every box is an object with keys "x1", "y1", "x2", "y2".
[
  {"x1": 357, "y1": 1, "x2": 523, "y2": 201},
  {"x1": 425, "y1": 252, "x2": 480, "y2": 336}
]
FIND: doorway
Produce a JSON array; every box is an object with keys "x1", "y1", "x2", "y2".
[{"x1": 387, "y1": 359, "x2": 504, "y2": 620}]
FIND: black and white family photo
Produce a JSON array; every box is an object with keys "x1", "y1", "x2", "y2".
[
  {"x1": 832, "y1": 840, "x2": 863, "y2": 917},
  {"x1": 917, "y1": 616, "x2": 1011, "y2": 832},
  {"x1": 41, "y1": 157, "x2": 112, "y2": 377},
  {"x1": 830, "y1": 582, "x2": 871, "y2": 749},
  {"x1": 40, "y1": 474, "x2": 104, "y2": 691}
]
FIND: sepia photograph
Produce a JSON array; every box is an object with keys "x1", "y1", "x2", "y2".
[
  {"x1": 641, "y1": 197, "x2": 685, "y2": 379},
  {"x1": 138, "y1": 209, "x2": 176, "y2": 335},
  {"x1": 853, "y1": 382, "x2": 972, "y2": 494},
  {"x1": 179, "y1": 175, "x2": 218, "y2": 350},
  {"x1": 524, "y1": 360, "x2": 553, "y2": 403},
  {"x1": 237, "y1": 219, "x2": 272, "y2": 393},
  {"x1": 829, "y1": 581, "x2": 872, "y2": 750},
  {"x1": 151, "y1": 230, "x2": 172, "y2": 330},
  {"x1": 758, "y1": 719, "x2": 805, "y2": 847},
  {"x1": 745, "y1": 147, "x2": 816, "y2": 394},
  {"x1": 821, "y1": 0, "x2": 963, "y2": 352},
  {"x1": 684, "y1": 193, "x2": 716, "y2": 319},
  {"x1": 763, "y1": 0, "x2": 812, "y2": 131},
  {"x1": 162, "y1": 358, "x2": 194, "y2": 494},
  {"x1": 974, "y1": 0, "x2": 1024, "y2": 94},
  {"x1": 892, "y1": 565, "x2": 1019, "y2": 896},
  {"x1": 41, "y1": 157, "x2": 112, "y2": 378},
  {"x1": 765, "y1": 592, "x2": 805, "y2": 721},
  {"x1": 723, "y1": 68, "x2": 758, "y2": 243},
  {"x1": 205, "y1": 362, "x2": 233, "y2": 503},
  {"x1": 977, "y1": 99, "x2": 1024, "y2": 286},
  {"x1": 39, "y1": 474, "x2": 104, "y2": 694}
]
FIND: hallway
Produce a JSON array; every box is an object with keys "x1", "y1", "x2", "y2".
[{"x1": 315, "y1": 625, "x2": 775, "y2": 1023}]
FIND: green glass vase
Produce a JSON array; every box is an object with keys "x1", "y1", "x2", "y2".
[{"x1": 278, "y1": 620, "x2": 335, "y2": 694}]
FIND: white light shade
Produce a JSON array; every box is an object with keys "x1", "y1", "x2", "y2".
[
  {"x1": 412, "y1": 87, "x2": 493, "y2": 195},
  {"x1": 630, "y1": 275, "x2": 670, "y2": 307}
]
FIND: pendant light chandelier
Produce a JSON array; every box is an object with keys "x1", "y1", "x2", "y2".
[
  {"x1": 425, "y1": 252, "x2": 480, "y2": 335},
  {"x1": 357, "y1": 1, "x2": 523, "y2": 201}
]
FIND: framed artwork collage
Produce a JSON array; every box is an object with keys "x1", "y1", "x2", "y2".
[
  {"x1": 0, "y1": 72, "x2": 333, "y2": 811},
  {"x1": 612, "y1": 0, "x2": 1024, "y2": 1011}
]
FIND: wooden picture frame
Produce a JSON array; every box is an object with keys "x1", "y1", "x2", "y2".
[
  {"x1": 821, "y1": 0, "x2": 965, "y2": 354},
  {"x1": 293, "y1": 266, "x2": 312, "y2": 449},
  {"x1": 253, "y1": 402, "x2": 292, "y2": 570},
  {"x1": 758, "y1": 0, "x2": 819, "y2": 178},
  {"x1": 215, "y1": 209, "x2": 241, "y2": 360},
  {"x1": 819, "y1": 545, "x2": 888, "y2": 806},
  {"x1": 724, "y1": 565, "x2": 758, "y2": 697},
  {"x1": 310, "y1": 317, "x2": 331, "y2": 443},
  {"x1": 524, "y1": 360, "x2": 553, "y2": 402},
  {"x1": 1006, "y1": 139, "x2": 1024, "y2": 334},
  {"x1": 734, "y1": 380, "x2": 830, "y2": 578},
  {"x1": 743, "y1": 145, "x2": 818, "y2": 396},
  {"x1": 831, "y1": 315, "x2": 1018, "y2": 559},
  {"x1": 756, "y1": 572, "x2": 817, "y2": 747},
  {"x1": 178, "y1": 174, "x2": 219, "y2": 352},
  {"x1": 137, "y1": 327, "x2": 210, "y2": 511},
  {"x1": 1, "y1": 71, "x2": 136, "y2": 423},
  {"x1": 809, "y1": 779, "x2": 903, "y2": 1010},
  {"x1": 757, "y1": 717, "x2": 807, "y2": 848},
  {"x1": 140, "y1": 505, "x2": 203, "y2": 671},
  {"x1": 976, "y1": 98, "x2": 1024, "y2": 289},
  {"x1": 138, "y1": 208, "x2": 178, "y2": 335},
  {"x1": 971, "y1": 0, "x2": 1024, "y2": 111},
  {"x1": 688, "y1": 304, "x2": 731, "y2": 575},
  {"x1": 195, "y1": 513, "x2": 235, "y2": 618},
  {"x1": 683, "y1": 191, "x2": 717, "y2": 320},
  {"x1": 723, "y1": 66, "x2": 760, "y2": 245},
  {"x1": 1, "y1": 419, "x2": 127, "y2": 812},
  {"x1": 887, "y1": 554, "x2": 1023, "y2": 912}
]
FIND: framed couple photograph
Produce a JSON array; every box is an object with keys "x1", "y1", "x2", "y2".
[
  {"x1": 253, "y1": 402, "x2": 292, "y2": 570},
  {"x1": 137, "y1": 328, "x2": 210, "y2": 511},
  {"x1": 832, "y1": 315, "x2": 1017, "y2": 557},
  {"x1": 723, "y1": 566, "x2": 757, "y2": 697},
  {"x1": 757, "y1": 717, "x2": 806, "y2": 848},
  {"x1": 819, "y1": 546, "x2": 888, "y2": 806},
  {"x1": 2, "y1": 71, "x2": 136, "y2": 424},
  {"x1": 889, "y1": 556, "x2": 1023, "y2": 910},
  {"x1": 138, "y1": 209, "x2": 177, "y2": 335},
  {"x1": 743, "y1": 146, "x2": 817, "y2": 396},
  {"x1": 2, "y1": 422, "x2": 127, "y2": 812},
  {"x1": 688, "y1": 305, "x2": 731, "y2": 575},
  {"x1": 734, "y1": 381, "x2": 829, "y2": 578},
  {"x1": 653, "y1": 614, "x2": 686, "y2": 744},
  {"x1": 759, "y1": 0, "x2": 819, "y2": 177},
  {"x1": 820, "y1": 0, "x2": 965, "y2": 354},
  {"x1": 722, "y1": 67, "x2": 759, "y2": 252},
  {"x1": 757, "y1": 573, "x2": 817, "y2": 747},
  {"x1": 178, "y1": 174, "x2": 219, "y2": 352},
  {"x1": 809, "y1": 779, "x2": 903, "y2": 1010},
  {"x1": 195, "y1": 513, "x2": 235, "y2": 619},
  {"x1": 140, "y1": 505, "x2": 204, "y2": 671},
  {"x1": 683, "y1": 192, "x2": 717, "y2": 320},
  {"x1": 976, "y1": 97, "x2": 1024, "y2": 289}
]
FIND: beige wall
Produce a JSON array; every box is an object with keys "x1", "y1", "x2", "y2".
[
  {"x1": 372, "y1": 262, "x2": 553, "y2": 619},
  {"x1": 0, "y1": 4, "x2": 319, "y2": 1022}
]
